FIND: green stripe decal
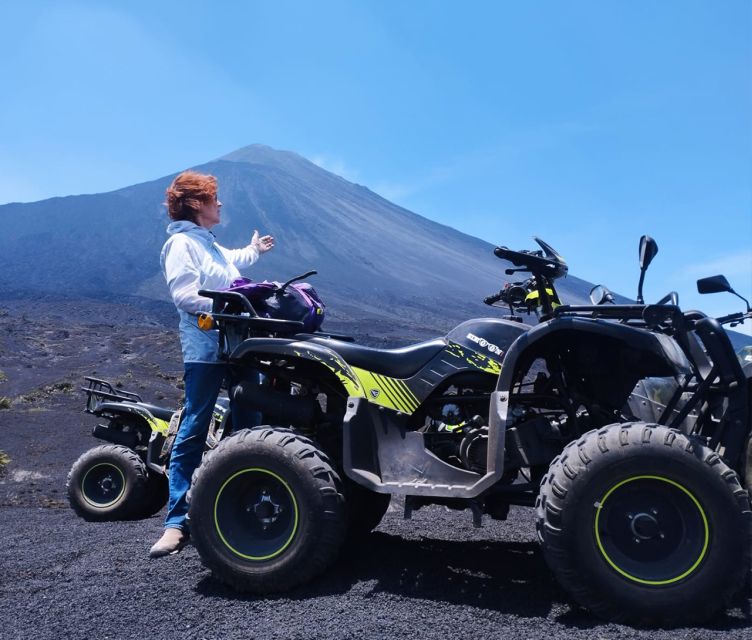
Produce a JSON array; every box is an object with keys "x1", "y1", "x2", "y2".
[
  {"x1": 404, "y1": 383, "x2": 419, "y2": 407},
  {"x1": 351, "y1": 366, "x2": 420, "y2": 414},
  {"x1": 383, "y1": 375, "x2": 419, "y2": 412},
  {"x1": 376, "y1": 375, "x2": 409, "y2": 412},
  {"x1": 376, "y1": 374, "x2": 413, "y2": 412},
  {"x1": 594, "y1": 475, "x2": 709, "y2": 585}
]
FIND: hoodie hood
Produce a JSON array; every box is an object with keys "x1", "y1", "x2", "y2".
[{"x1": 166, "y1": 220, "x2": 215, "y2": 245}]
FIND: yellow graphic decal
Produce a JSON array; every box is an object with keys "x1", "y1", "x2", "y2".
[
  {"x1": 350, "y1": 367, "x2": 420, "y2": 414},
  {"x1": 525, "y1": 289, "x2": 561, "y2": 309},
  {"x1": 467, "y1": 351, "x2": 501, "y2": 375},
  {"x1": 295, "y1": 348, "x2": 364, "y2": 397},
  {"x1": 447, "y1": 341, "x2": 502, "y2": 375},
  {"x1": 378, "y1": 373, "x2": 420, "y2": 412},
  {"x1": 131, "y1": 407, "x2": 170, "y2": 436},
  {"x1": 446, "y1": 342, "x2": 466, "y2": 359}
]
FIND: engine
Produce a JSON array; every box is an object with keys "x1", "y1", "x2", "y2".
[
  {"x1": 417, "y1": 373, "x2": 570, "y2": 474},
  {"x1": 416, "y1": 377, "x2": 494, "y2": 472}
]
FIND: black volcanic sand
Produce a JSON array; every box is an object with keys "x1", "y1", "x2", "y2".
[{"x1": 0, "y1": 303, "x2": 750, "y2": 640}]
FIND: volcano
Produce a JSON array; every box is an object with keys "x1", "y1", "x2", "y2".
[{"x1": 0, "y1": 144, "x2": 615, "y2": 341}]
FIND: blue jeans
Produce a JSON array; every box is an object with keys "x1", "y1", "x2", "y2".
[
  {"x1": 164, "y1": 363, "x2": 262, "y2": 532},
  {"x1": 164, "y1": 363, "x2": 227, "y2": 532}
]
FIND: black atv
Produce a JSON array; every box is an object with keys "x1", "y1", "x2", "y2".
[
  {"x1": 185, "y1": 236, "x2": 751, "y2": 626},
  {"x1": 67, "y1": 377, "x2": 230, "y2": 521},
  {"x1": 80, "y1": 236, "x2": 752, "y2": 627}
]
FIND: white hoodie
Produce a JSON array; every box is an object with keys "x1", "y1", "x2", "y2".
[{"x1": 160, "y1": 220, "x2": 260, "y2": 363}]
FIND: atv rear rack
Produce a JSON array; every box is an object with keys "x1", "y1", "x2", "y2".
[{"x1": 81, "y1": 376, "x2": 143, "y2": 413}]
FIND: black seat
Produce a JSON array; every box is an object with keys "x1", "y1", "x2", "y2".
[
  {"x1": 308, "y1": 337, "x2": 446, "y2": 378},
  {"x1": 135, "y1": 403, "x2": 175, "y2": 422}
]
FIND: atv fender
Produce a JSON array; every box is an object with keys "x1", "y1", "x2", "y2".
[
  {"x1": 233, "y1": 337, "x2": 510, "y2": 498},
  {"x1": 92, "y1": 401, "x2": 172, "y2": 436},
  {"x1": 91, "y1": 401, "x2": 173, "y2": 475},
  {"x1": 230, "y1": 338, "x2": 368, "y2": 399}
]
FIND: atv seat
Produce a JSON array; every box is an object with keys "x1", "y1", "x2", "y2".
[
  {"x1": 137, "y1": 403, "x2": 175, "y2": 422},
  {"x1": 308, "y1": 337, "x2": 446, "y2": 379}
]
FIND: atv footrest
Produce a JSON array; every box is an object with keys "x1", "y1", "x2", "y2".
[{"x1": 343, "y1": 397, "x2": 494, "y2": 498}]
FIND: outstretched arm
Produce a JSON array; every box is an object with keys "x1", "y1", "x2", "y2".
[{"x1": 221, "y1": 230, "x2": 275, "y2": 269}]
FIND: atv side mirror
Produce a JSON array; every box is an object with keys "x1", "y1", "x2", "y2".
[
  {"x1": 697, "y1": 275, "x2": 732, "y2": 295},
  {"x1": 698, "y1": 274, "x2": 751, "y2": 312},
  {"x1": 639, "y1": 235, "x2": 658, "y2": 271},
  {"x1": 589, "y1": 285, "x2": 614, "y2": 305},
  {"x1": 637, "y1": 235, "x2": 659, "y2": 304}
]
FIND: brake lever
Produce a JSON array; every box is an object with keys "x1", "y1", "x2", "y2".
[{"x1": 484, "y1": 292, "x2": 504, "y2": 306}]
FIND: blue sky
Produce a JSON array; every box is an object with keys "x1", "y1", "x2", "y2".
[{"x1": 1, "y1": 1, "x2": 750, "y2": 328}]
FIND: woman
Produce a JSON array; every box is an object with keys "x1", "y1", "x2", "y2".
[{"x1": 150, "y1": 170, "x2": 274, "y2": 558}]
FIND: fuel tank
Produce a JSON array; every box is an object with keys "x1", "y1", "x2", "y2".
[{"x1": 446, "y1": 318, "x2": 530, "y2": 368}]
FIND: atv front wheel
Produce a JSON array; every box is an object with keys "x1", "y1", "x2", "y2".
[
  {"x1": 188, "y1": 427, "x2": 346, "y2": 593},
  {"x1": 67, "y1": 445, "x2": 149, "y2": 521},
  {"x1": 536, "y1": 423, "x2": 751, "y2": 627}
]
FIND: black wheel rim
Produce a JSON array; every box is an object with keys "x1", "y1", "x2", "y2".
[
  {"x1": 81, "y1": 463, "x2": 126, "y2": 508},
  {"x1": 594, "y1": 475, "x2": 709, "y2": 585},
  {"x1": 214, "y1": 468, "x2": 299, "y2": 560}
]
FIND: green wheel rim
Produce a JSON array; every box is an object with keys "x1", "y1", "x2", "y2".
[
  {"x1": 81, "y1": 462, "x2": 126, "y2": 508},
  {"x1": 214, "y1": 468, "x2": 299, "y2": 561},
  {"x1": 594, "y1": 475, "x2": 709, "y2": 585}
]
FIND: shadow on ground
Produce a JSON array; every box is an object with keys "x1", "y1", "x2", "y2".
[
  {"x1": 195, "y1": 529, "x2": 751, "y2": 631},
  {"x1": 196, "y1": 533, "x2": 555, "y2": 616}
]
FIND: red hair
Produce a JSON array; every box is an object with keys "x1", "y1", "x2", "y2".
[{"x1": 165, "y1": 171, "x2": 218, "y2": 221}]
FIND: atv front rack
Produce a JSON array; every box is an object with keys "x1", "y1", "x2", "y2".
[{"x1": 81, "y1": 377, "x2": 143, "y2": 414}]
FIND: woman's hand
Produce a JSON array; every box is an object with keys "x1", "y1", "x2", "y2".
[{"x1": 251, "y1": 230, "x2": 275, "y2": 254}]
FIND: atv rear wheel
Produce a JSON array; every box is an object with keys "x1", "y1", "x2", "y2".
[
  {"x1": 67, "y1": 445, "x2": 149, "y2": 521},
  {"x1": 536, "y1": 423, "x2": 751, "y2": 627},
  {"x1": 188, "y1": 427, "x2": 346, "y2": 593}
]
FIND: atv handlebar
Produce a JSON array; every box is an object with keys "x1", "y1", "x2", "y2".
[
  {"x1": 494, "y1": 246, "x2": 557, "y2": 275},
  {"x1": 716, "y1": 311, "x2": 751, "y2": 327},
  {"x1": 555, "y1": 302, "x2": 751, "y2": 335},
  {"x1": 484, "y1": 291, "x2": 505, "y2": 306},
  {"x1": 493, "y1": 239, "x2": 568, "y2": 280},
  {"x1": 279, "y1": 270, "x2": 317, "y2": 293}
]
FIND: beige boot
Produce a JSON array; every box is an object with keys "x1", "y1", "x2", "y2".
[{"x1": 149, "y1": 528, "x2": 188, "y2": 558}]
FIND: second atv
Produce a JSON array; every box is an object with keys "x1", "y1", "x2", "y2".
[{"x1": 67, "y1": 377, "x2": 229, "y2": 521}]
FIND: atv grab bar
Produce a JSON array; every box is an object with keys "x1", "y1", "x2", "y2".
[
  {"x1": 81, "y1": 376, "x2": 143, "y2": 413},
  {"x1": 198, "y1": 289, "x2": 259, "y2": 316}
]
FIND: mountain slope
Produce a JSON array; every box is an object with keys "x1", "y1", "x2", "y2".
[{"x1": 0, "y1": 144, "x2": 591, "y2": 337}]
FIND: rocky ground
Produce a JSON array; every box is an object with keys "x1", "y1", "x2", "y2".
[{"x1": 0, "y1": 300, "x2": 749, "y2": 640}]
